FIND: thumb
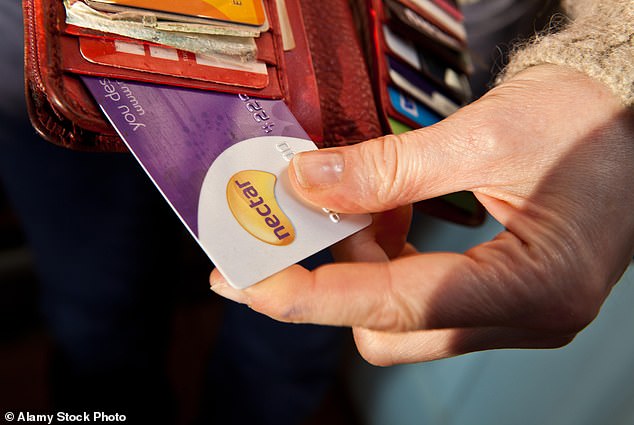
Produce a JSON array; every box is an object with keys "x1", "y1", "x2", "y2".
[{"x1": 289, "y1": 110, "x2": 495, "y2": 213}]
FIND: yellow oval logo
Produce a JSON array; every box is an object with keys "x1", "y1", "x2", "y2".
[{"x1": 226, "y1": 170, "x2": 295, "y2": 246}]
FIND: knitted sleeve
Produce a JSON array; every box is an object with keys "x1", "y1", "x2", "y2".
[{"x1": 499, "y1": 0, "x2": 634, "y2": 106}]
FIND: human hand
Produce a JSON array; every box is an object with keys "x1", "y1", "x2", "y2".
[{"x1": 210, "y1": 65, "x2": 634, "y2": 365}]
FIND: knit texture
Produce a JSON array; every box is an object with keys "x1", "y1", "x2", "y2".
[{"x1": 499, "y1": 0, "x2": 634, "y2": 106}]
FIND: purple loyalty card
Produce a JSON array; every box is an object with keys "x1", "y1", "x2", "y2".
[{"x1": 82, "y1": 77, "x2": 371, "y2": 288}]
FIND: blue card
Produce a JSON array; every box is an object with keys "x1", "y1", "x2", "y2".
[{"x1": 388, "y1": 85, "x2": 442, "y2": 127}]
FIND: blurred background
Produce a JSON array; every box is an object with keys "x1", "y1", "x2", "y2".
[
  {"x1": 3, "y1": 185, "x2": 634, "y2": 425},
  {"x1": 0, "y1": 193, "x2": 357, "y2": 425}
]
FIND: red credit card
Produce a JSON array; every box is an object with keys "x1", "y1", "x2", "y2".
[{"x1": 79, "y1": 36, "x2": 269, "y2": 89}]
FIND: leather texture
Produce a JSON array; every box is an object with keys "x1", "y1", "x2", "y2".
[
  {"x1": 280, "y1": 0, "x2": 325, "y2": 144},
  {"x1": 22, "y1": 0, "x2": 484, "y2": 225},
  {"x1": 22, "y1": 0, "x2": 327, "y2": 151},
  {"x1": 24, "y1": 0, "x2": 123, "y2": 151},
  {"x1": 299, "y1": 0, "x2": 384, "y2": 147}
]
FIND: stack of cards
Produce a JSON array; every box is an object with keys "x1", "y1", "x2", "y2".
[
  {"x1": 352, "y1": 0, "x2": 484, "y2": 225},
  {"x1": 61, "y1": 0, "x2": 298, "y2": 91},
  {"x1": 40, "y1": 0, "x2": 477, "y2": 287},
  {"x1": 365, "y1": 0, "x2": 473, "y2": 134}
]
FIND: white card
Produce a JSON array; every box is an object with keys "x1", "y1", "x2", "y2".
[{"x1": 82, "y1": 76, "x2": 371, "y2": 288}]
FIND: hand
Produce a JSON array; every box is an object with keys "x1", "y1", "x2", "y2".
[{"x1": 210, "y1": 65, "x2": 634, "y2": 365}]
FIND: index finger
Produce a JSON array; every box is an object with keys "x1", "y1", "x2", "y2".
[{"x1": 209, "y1": 233, "x2": 550, "y2": 332}]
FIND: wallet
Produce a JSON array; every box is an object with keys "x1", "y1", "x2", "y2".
[{"x1": 23, "y1": 0, "x2": 485, "y2": 225}]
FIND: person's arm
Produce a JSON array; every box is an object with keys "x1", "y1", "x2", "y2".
[
  {"x1": 501, "y1": 0, "x2": 633, "y2": 106},
  {"x1": 210, "y1": 0, "x2": 634, "y2": 365}
]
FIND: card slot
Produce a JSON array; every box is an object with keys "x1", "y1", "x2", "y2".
[
  {"x1": 382, "y1": 3, "x2": 472, "y2": 73},
  {"x1": 255, "y1": 31, "x2": 277, "y2": 65},
  {"x1": 63, "y1": 5, "x2": 282, "y2": 69},
  {"x1": 381, "y1": 23, "x2": 471, "y2": 101},
  {"x1": 430, "y1": 0, "x2": 463, "y2": 22},
  {"x1": 385, "y1": 85, "x2": 443, "y2": 128},
  {"x1": 77, "y1": 36, "x2": 270, "y2": 89},
  {"x1": 280, "y1": 0, "x2": 324, "y2": 143},
  {"x1": 298, "y1": 0, "x2": 383, "y2": 146},
  {"x1": 363, "y1": 0, "x2": 485, "y2": 226},
  {"x1": 60, "y1": 35, "x2": 284, "y2": 98},
  {"x1": 386, "y1": 54, "x2": 462, "y2": 116},
  {"x1": 385, "y1": 0, "x2": 466, "y2": 49},
  {"x1": 42, "y1": 0, "x2": 291, "y2": 149},
  {"x1": 261, "y1": 0, "x2": 290, "y2": 101},
  {"x1": 396, "y1": 0, "x2": 466, "y2": 40},
  {"x1": 371, "y1": 24, "x2": 441, "y2": 130},
  {"x1": 364, "y1": 0, "x2": 418, "y2": 131}
]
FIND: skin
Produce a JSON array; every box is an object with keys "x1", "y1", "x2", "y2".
[{"x1": 210, "y1": 65, "x2": 634, "y2": 365}]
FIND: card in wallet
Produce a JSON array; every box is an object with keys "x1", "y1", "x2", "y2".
[
  {"x1": 78, "y1": 36, "x2": 270, "y2": 88},
  {"x1": 353, "y1": 0, "x2": 485, "y2": 225},
  {"x1": 81, "y1": 78, "x2": 371, "y2": 288},
  {"x1": 85, "y1": 0, "x2": 268, "y2": 27},
  {"x1": 24, "y1": 0, "x2": 328, "y2": 150},
  {"x1": 398, "y1": 0, "x2": 466, "y2": 41},
  {"x1": 23, "y1": 0, "x2": 485, "y2": 226}
]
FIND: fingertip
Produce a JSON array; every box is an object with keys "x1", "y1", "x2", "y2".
[
  {"x1": 290, "y1": 150, "x2": 344, "y2": 189},
  {"x1": 209, "y1": 269, "x2": 248, "y2": 304},
  {"x1": 352, "y1": 328, "x2": 395, "y2": 367},
  {"x1": 288, "y1": 148, "x2": 365, "y2": 213},
  {"x1": 239, "y1": 264, "x2": 316, "y2": 323}
]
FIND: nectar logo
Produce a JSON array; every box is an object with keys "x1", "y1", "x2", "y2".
[{"x1": 226, "y1": 170, "x2": 295, "y2": 246}]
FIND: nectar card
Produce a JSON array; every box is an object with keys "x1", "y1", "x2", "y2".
[{"x1": 81, "y1": 77, "x2": 371, "y2": 289}]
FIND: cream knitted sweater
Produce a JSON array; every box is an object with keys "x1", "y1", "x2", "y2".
[{"x1": 500, "y1": 0, "x2": 634, "y2": 106}]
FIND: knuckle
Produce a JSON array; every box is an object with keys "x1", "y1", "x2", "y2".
[
  {"x1": 451, "y1": 96, "x2": 525, "y2": 163},
  {"x1": 459, "y1": 113, "x2": 506, "y2": 159},
  {"x1": 548, "y1": 284, "x2": 602, "y2": 333},
  {"x1": 248, "y1": 289, "x2": 307, "y2": 324},
  {"x1": 248, "y1": 296, "x2": 288, "y2": 321},
  {"x1": 468, "y1": 234, "x2": 604, "y2": 335},
  {"x1": 530, "y1": 270, "x2": 604, "y2": 334},
  {"x1": 537, "y1": 250, "x2": 606, "y2": 334},
  {"x1": 364, "y1": 263, "x2": 422, "y2": 332},
  {"x1": 491, "y1": 232, "x2": 606, "y2": 334},
  {"x1": 372, "y1": 299, "x2": 406, "y2": 332},
  {"x1": 356, "y1": 134, "x2": 420, "y2": 208}
]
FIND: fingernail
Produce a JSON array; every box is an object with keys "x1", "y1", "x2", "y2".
[
  {"x1": 293, "y1": 151, "x2": 344, "y2": 188},
  {"x1": 210, "y1": 278, "x2": 247, "y2": 304}
]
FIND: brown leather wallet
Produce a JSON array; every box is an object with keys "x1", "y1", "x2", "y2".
[{"x1": 23, "y1": 0, "x2": 484, "y2": 225}]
